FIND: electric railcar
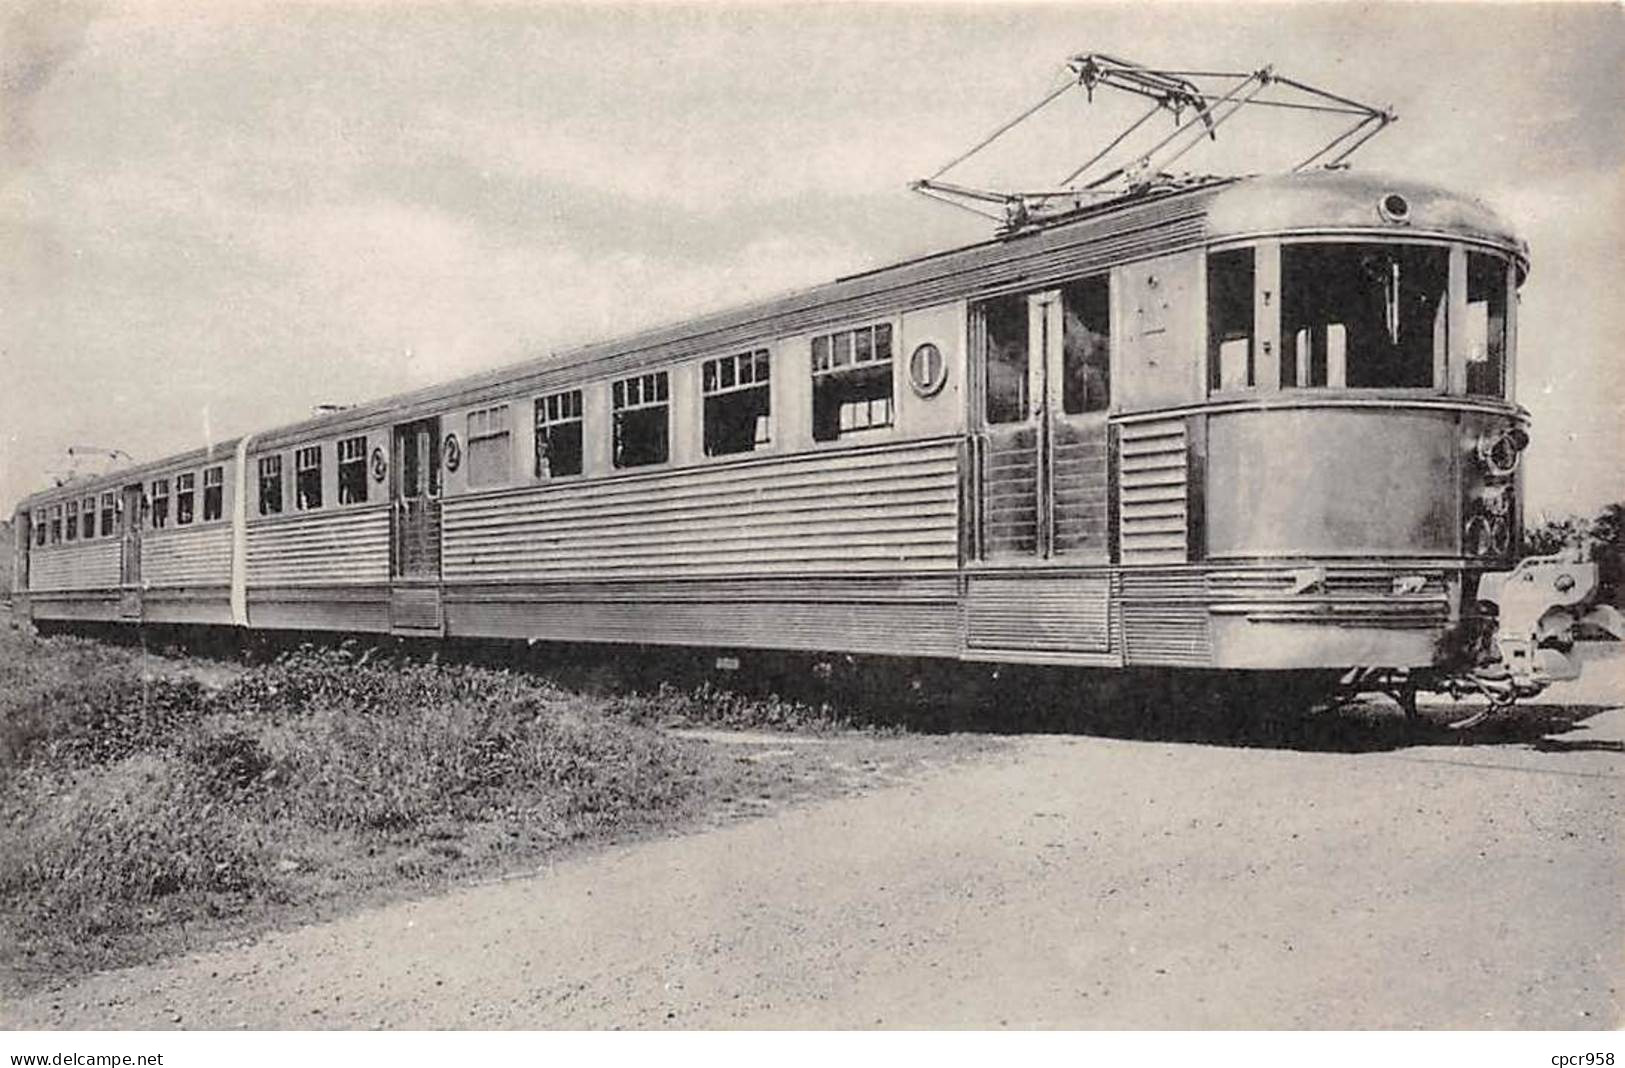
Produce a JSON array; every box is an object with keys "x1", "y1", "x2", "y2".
[{"x1": 11, "y1": 170, "x2": 1609, "y2": 709}]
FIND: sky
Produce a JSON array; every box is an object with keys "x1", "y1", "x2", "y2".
[{"x1": 2, "y1": 1, "x2": 1622, "y2": 520}]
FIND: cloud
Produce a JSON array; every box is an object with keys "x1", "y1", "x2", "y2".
[{"x1": 0, "y1": 0, "x2": 102, "y2": 180}]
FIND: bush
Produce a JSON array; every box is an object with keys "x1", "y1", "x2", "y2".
[
  {"x1": 240, "y1": 693, "x2": 700, "y2": 832},
  {"x1": 0, "y1": 630, "x2": 212, "y2": 769},
  {"x1": 1, "y1": 754, "x2": 271, "y2": 932},
  {"x1": 0, "y1": 629, "x2": 858, "y2": 987}
]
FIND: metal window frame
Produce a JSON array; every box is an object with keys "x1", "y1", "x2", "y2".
[
  {"x1": 202, "y1": 464, "x2": 226, "y2": 520},
  {"x1": 702, "y1": 349, "x2": 772, "y2": 397},
  {"x1": 294, "y1": 445, "x2": 323, "y2": 510},
  {"x1": 811, "y1": 324, "x2": 894, "y2": 377},
  {"x1": 534, "y1": 388, "x2": 584, "y2": 428},
  {"x1": 612, "y1": 371, "x2": 671, "y2": 412},
  {"x1": 257, "y1": 454, "x2": 284, "y2": 516}
]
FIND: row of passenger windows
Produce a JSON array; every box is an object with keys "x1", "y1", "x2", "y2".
[
  {"x1": 473, "y1": 330, "x2": 893, "y2": 487},
  {"x1": 256, "y1": 436, "x2": 369, "y2": 516},
  {"x1": 244, "y1": 328, "x2": 896, "y2": 511},
  {"x1": 145, "y1": 466, "x2": 226, "y2": 530},
  {"x1": 33, "y1": 491, "x2": 120, "y2": 547},
  {"x1": 32, "y1": 462, "x2": 228, "y2": 545},
  {"x1": 243, "y1": 328, "x2": 893, "y2": 512}
]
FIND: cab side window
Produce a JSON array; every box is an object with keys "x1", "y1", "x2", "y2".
[
  {"x1": 1208, "y1": 248, "x2": 1255, "y2": 391},
  {"x1": 1061, "y1": 276, "x2": 1110, "y2": 414}
]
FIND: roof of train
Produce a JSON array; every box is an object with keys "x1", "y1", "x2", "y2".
[{"x1": 17, "y1": 169, "x2": 1525, "y2": 511}]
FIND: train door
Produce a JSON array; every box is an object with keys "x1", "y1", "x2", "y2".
[
  {"x1": 966, "y1": 283, "x2": 1115, "y2": 655},
  {"x1": 972, "y1": 283, "x2": 1113, "y2": 563},
  {"x1": 389, "y1": 417, "x2": 444, "y2": 633},
  {"x1": 973, "y1": 291, "x2": 1046, "y2": 561},
  {"x1": 119, "y1": 483, "x2": 143, "y2": 619}
]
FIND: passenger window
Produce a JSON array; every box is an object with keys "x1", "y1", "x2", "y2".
[
  {"x1": 1280, "y1": 243, "x2": 1447, "y2": 389},
  {"x1": 534, "y1": 390, "x2": 584, "y2": 478},
  {"x1": 467, "y1": 406, "x2": 512, "y2": 487},
  {"x1": 812, "y1": 325, "x2": 893, "y2": 440},
  {"x1": 1208, "y1": 248, "x2": 1255, "y2": 391},
  {"x1": 203, "y1": 465, "x2": 225, "y2": 521},
  {"x1": 83, "y1": 497, "x2": 97, "y2": 539},
  {"x1": 295, "y1": 446, "x2": 323, "y2": 510},
  {"x1": 1061, "y1": 276, "x2": 1111, "y2": 414},
  {"x1": 1465, "y1": 252, "x2": 1508, "y2": 397},
  {"x1": 702, "y1": 349, "x2": 771, "y2": 456},
  {"x1": 35, "y1": 516, "x2": 47, "y2": 547},
  {"x1": 101, "y1": 493, "x2": 116, "y2": 537},
  {"x1": 175, "y1": 473, "x2": 196, "y2": 525},
  {"x1": 612, "y1": 373, "x2": 670, "y2": 467},
  {"x1": 150, "y1": 479, "x2": 170, "y2": 528},
  {"x1": 337, "y1": 436, "x2": 368, "y2": 503},
  {"x1": 258, "y1": 455, "x2": 283, "y2": 516},
  {"x1": 49, "y1": 505, "x2": 62, "y2": 545},
  {"x1": 978, "y1": 297, "x2": 1029, "y2": 424},
  {"x1": 65, "y1": 500, "x2": 78, "y2": 542}
]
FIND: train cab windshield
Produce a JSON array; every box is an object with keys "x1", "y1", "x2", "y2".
[
  {"x1": 1280, "y1": 243, "x2": 1447, "y2": 390},
  {"x1": 1209, "y1": 240, "x2": 1515, "y2": 399}
]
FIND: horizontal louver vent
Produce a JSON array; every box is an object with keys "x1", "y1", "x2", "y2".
[
  {"x1": 1119, "y1": 568, "x2": 1211, "y2": 666},
  {"x1": 247, "y1": 507, "x2": 391, "y2": 586},
  {"x1": 966, "y1": 575, "x2": 1111, "y2": 652},
  {"x1": 1119, "y1": 418, "x2": 1188, "y2": 565}
]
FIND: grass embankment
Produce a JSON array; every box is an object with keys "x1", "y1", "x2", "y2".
[{"x1": 0, "y1": 625, "x2": 885, "y2": 993}]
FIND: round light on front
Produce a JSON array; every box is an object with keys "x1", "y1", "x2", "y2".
[
  {"x1": 1465, "y1": 514, "x2": 1510, "y2": 558},
  {"x1": 1476, "y1": 427, "x2": 1528, "y2": 477},
  {"x1": 1379, "y1": 192, "x2": 1411, "y2": 223}
]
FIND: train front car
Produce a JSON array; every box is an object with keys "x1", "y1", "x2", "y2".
[{"x1": 1192, "y1": 170, "x2": 1615, "y2": 712}]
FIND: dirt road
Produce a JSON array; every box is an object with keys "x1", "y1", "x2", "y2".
[{"x1": 7, "y1": 663, "x2": 1622, "y2": 1029}]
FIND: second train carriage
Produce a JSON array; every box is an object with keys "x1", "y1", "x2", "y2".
[{"x1": 11, "y1": 168, "x2": 1611, "y2": 707}]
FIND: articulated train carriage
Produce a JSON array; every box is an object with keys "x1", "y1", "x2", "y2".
[{"x1": 13, "y1": 56, "x2": 1616, "y2": 720}]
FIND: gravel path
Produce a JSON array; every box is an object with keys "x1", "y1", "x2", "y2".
[{"x1": 7, "y1": 668, "x2": 1622, "y2": 1030}]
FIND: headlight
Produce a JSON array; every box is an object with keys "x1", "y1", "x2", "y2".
[
  {"x1": 1464, "y1": 514, "x2": 1510, "y2": 558},
  {"x1": 1475, "y1": 427, "x2": 1529, "y2": 477}
]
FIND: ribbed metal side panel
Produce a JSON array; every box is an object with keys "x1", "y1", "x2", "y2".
[
  {"x1": 27, "y1": 541, "x2": 121, "y2": 592},
  {"x1": 1207, "y1": 565, "x2": 1451, "y2": 628},
  {"x1": 1120, "y1": 568, "x2": 1212, "y2": 666},
  {"x1": 247, "y1": 507, "x2": 391, "y2": 587},
  {"x1": 441, "y1": 440, "x2": 960, "y2": 580},
  {"x1": 965, "y1": 575, "x2": 1110, "y2": 652},
  {"x1": 142, "y1": 526, "x2": 232, "y2": 589},
  {"x1": 1119, "y1": 418, "x2": 1189, "y2": 565}
]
